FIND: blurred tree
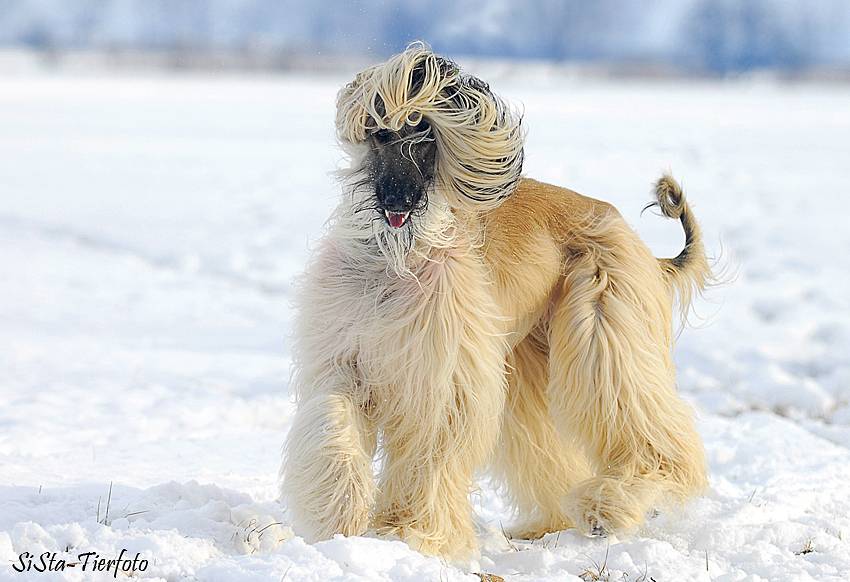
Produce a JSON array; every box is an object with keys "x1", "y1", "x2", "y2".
[
  {"x1": 687, "y1": 0, "x2": 809, "y2": 74},
  {"x1": 0, "y1": 0, "x2": 845, "y2": 73}
]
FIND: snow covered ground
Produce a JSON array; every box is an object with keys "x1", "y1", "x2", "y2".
[{"x1": 1, "y1": 63, "x2": 849, "y2": 581}]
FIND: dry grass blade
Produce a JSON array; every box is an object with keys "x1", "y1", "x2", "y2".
[{"x1": 500, "y1": 522, "x2": 519, "y2": 552}]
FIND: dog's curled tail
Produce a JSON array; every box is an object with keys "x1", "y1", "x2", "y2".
[{"x1": 650, "y1": 174, "x2": 713, "y2": 317}]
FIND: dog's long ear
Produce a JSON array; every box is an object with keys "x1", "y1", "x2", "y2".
[
  {"x1": 335, "y1": 42, "x2": 525, "y2": 210},
  {"x1": 430, "y1": 68, "x2": 525, "y2": 209}
]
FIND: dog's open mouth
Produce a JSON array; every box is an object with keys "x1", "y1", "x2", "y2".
[{"x1": 384, "y1": 210, "x2": 410, "y2": 228}]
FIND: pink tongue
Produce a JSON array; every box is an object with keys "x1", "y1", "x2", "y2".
[{"x1": 387, "y1": 213, "x2": 406, "y2": 228}]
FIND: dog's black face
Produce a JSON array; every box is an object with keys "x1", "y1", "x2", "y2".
[{"x1": 365, "y1": 119, "x2": 437, "y2": 229}]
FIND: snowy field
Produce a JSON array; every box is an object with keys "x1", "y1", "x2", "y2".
[{"x1": 1, "y1": 63, "x2": 849, "y2": 581}]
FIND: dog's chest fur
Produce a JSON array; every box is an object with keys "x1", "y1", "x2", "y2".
[{"x1": 310, "y1": 223, "x2": 503, "y2": 411}]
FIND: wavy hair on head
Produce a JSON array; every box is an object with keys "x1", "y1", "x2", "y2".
[{"x1": 335, "y1": 42, "x2": 526, "y2": 210}]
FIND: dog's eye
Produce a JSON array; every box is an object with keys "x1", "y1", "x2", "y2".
[
  {"x1": 373, "y1": 129, "x2": 392, "y2": 143},
  {"x1": 414, "y1": 120, "x2": 431, "y2": 134}
]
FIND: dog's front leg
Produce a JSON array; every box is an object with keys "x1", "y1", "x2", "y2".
[
  {"x1": 370, "y1": 251, "x2": 507, "y2": 559},
  {"x1": 281, "y1": 390, "x2": 376, "y2": 543},
  {"x1": 372, "y1": 394, "x2": 492, "y2": 559}
]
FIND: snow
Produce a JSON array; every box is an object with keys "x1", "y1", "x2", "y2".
[{"x1": 1, "y1": 64, "x2": 849, "y2": 581}]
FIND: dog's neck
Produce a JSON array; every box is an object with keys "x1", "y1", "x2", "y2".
[{"x1": 333, "y1": 191, "x2": 478, "y2": 280}]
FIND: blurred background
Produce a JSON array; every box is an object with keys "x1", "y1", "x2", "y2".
[{"x1": 1, "y1": 0, "x2": 849, "y2": 77}]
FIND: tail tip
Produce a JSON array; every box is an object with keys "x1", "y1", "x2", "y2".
[{"x1": 654, "y1": 174, "x2": 685, "y2": 220}]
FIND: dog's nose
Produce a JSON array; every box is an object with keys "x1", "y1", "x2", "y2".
[{"x1": 375, "y1": 173, "x2": 419, "y2": 213}]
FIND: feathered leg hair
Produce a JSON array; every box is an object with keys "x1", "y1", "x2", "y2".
[
  {"x1": 546, "y1": 176, "x2": 710, "y2": 535},
  {"x1": 491, "y1": 326, "x2": 592, "y2": 539}
]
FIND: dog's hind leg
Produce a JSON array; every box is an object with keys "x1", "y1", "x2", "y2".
[
  {"x1": 547, "y1": 218, "x2": 707, "y2": 536},
  {"x1": 491, "y1": 327, "x2": 592, "y2": 540},
  {"x1": 281, "y1": 389, "x2": 377, "y2": 543}
]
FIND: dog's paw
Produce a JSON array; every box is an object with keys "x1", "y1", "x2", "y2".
[
  {"x1": 588, "y1": 522, "x2": 608, "y2": 538},
  {"x1": 373, "y1": 514, "x2": 478, "y2": 559},
  {"x1": 505, "y1": 516, "x2": 573, "y2": 542},
  {"x1": 562, "y1": 476, "x2": 655, "y2": 537}
]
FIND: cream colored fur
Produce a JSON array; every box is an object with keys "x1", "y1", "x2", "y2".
[{"x1": 281, "y1": 43, "x2": 712, "y2": 560}]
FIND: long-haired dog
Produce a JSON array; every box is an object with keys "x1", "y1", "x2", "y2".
[{"x1": 281, "y1": 43, "x2": 712, "y2": 559}]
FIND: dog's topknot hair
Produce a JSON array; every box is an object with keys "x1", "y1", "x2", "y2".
[{"x1": 336, "y1": 42, "x2": 526, "y2": 210}]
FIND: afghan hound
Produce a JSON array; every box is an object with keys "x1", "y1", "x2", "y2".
[{"x1": 281, "y1": 42, "x2": 712, "y2": 559}]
